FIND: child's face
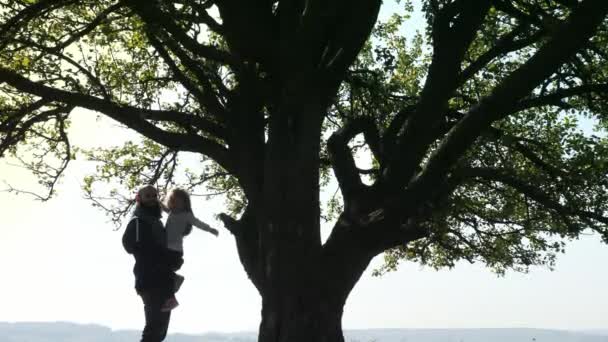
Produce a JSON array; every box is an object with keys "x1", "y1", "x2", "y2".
[{"x1": 168, "y1": 194, "x2": 185, "y2": 211}]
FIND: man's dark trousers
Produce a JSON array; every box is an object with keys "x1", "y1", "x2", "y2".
[{"x1": 140, "y1": 289, "x2": 171, "y2": 342}]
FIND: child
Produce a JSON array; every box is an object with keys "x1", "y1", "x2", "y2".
[{"x1": 160, "y1": 188, "x2": 219, "y2": 311}]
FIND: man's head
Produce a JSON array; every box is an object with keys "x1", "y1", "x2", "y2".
[
  {"x1": 135, "y1": 185, "x2": 161, "y2": 218},
  {"x1": 136, "y1": 185, "x2": 158, "y2": 207}
]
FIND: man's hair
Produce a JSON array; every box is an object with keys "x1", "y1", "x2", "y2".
[
  {"x1": 137, "y1": 184, "x2": 157, "y2": 198},
  {"x1": 134, "y1": 184, "x2": 161, "y2": 218}
]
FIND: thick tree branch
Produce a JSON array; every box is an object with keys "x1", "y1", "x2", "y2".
[
  {"x1": 216, "y1": 0, "x2": 275, "y2": 68},
  {"x1": 365, "y1": 217, "x2": 430, "y2": 255},
  {"x1": 274, "y1": 0, "x2": 382, "y2": 88},
  {"x1": 327, "y1": 117, "x2": 381, "y2": 199},
  {"x1": 321, "y1": 212, "x2": 428, "y2": 303},
  {"x1": 409, "y1": 0, "x2": 608, "y2": 198},
  {"x1": 318, "y1": 0, "x2": 382, "y2": 82},
  {"x1": 382, "y1": 105, "x2": 415, "y2": 157},
  {"x1": 324, "y1": 208, "x2": 430, "y2": 265},
  {"x1": 328, "y1": 122, "x2": 365, "y2": 200},
  {"x1": 493, "y1": 0, "x2": 544, "y2": 28},
  {"x1": 383, "y1": 2, "x2": 492, "y2": 187},
  {"x1": 139, "y1": 109, "x2": 227, "y2": 140},
  {"x1": 218, "y1": 209, "x2": 262, "y2": 293},
  {"x1": 0, "y1": 67, "x2": 235, "y2": 172},
  {"x1": 361, "y1": 120, "x2": 382, "y2": 164},
  {"x1": 275, "y1": 0, "x2": 305, "y2": 54}
]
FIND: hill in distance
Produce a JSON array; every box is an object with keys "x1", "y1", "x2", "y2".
[{"x1": 0, "y1": 322, "x2": 607, "y2": 342}]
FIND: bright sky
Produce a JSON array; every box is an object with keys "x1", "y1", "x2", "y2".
[{"x1": 1, "y1": 0, "x2": 608, "y2": 336}]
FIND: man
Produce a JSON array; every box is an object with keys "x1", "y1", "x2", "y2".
[{"x1": 123, "y1": 185, "x2": 173, "y2": 342}]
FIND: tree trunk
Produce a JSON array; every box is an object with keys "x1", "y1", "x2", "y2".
[
  {"x1": 245, "y1": 82, "x2": 345, "y2": 341},
  {"x1": 249, "y1": 218, "x2": 373, "y2": 342},
  {"x1": 227, "y1": 75, "x2": 376, "y2": 341},
  {"x1": 258, "y1": 289, "x2": 346, "y2": 342}
]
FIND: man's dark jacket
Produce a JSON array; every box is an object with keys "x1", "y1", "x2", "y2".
[{"x1": 122, "y1": 205, "x2": 172, "y2": 293}]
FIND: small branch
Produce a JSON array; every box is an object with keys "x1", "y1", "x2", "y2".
[
  {"x1": 173, "y1": 2, "x2": 224, "y2": 34},
  {"x1": 127, "y1": 0, "x2": 237, "y2": 66},
  {"x1": 52, "y1": 2, "x2": 125, "y2": 52},
  {"x1": 16, "y1": 38, "x2": 112, "y2": 100},
  {"x1": 444, "y1": 110, "x2": 568, "y2": 178},
  {"x1": 508, "y1": 83, "x2": 608, "y2": 114},
  {"x1": 457, "y1": 26, "x2": 544, "y2": 86},
  {"x1": 1, "y1": 107, "x2": 73, "y2": 201},
  {"x1": 147, "y1": 35, "x2": 225, "y2": 123},
  {"x1": 458, "y1": 166, "x2": 608, "y2": 228},
  {"x1": 149, "y1": 32, "x2": 229, "y2": 122},
  {"x1": 0, "y1": 0, "x2": 78, "y2": 50}
]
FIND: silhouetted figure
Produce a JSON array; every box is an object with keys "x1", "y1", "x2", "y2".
[
  {"x1": 159, "y1": 188, "x2": 219, "y2": 311},
  {"x1": 123, "y1": 185, "x2": 173, "y2": 342}
]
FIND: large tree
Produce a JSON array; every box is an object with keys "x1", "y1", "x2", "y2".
[{"x1": 2, "y1": 0, "x2": 608, "y2": 341}]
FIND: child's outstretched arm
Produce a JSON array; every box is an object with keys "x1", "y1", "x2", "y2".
[{"x1": 188, "y1": 213, "x2": 219, "y2": 236}]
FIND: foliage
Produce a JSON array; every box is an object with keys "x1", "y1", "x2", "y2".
[{"x1": 1, "y1": 0, "x2": 608, "y2": 277}]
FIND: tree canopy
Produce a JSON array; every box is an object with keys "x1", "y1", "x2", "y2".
[{"x1": 2, "y1": 0, "x2": 608, "y2": 295}]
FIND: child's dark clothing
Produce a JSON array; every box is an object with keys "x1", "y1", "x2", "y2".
[{"x1": 166, "y1": 249, "x2": 184, "y2": 272}]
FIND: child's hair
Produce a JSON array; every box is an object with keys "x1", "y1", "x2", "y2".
[{"x1": 170, "y1": 188, "x2": 194, "y2": 236}]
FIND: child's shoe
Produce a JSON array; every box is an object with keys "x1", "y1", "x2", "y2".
[{"x1": 161, "y1": 296, "x2": 179, "y2": 312}]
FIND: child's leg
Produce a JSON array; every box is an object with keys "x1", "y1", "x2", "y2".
[
  {"x1": 166, "y1": 250, "x2": 184, "y2": 272},
  {"x1": 166, "y1": 250, "x2": 185, "y2": 294}
]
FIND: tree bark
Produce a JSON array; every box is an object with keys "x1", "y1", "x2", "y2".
[
  {"x1": 254, "y1": 218, "x2": 372, "y2": 342},
  {"x1": 258, "y1": 291, "x2": 346, "y2": 342},
  {"x1": 230, "y1": 78, "x2": 372, "y2": 342}
]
